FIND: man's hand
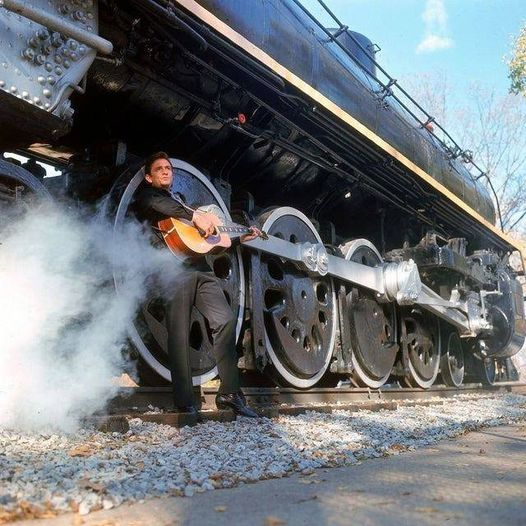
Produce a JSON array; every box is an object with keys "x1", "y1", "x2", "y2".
[
  {"x1": 192, "y1": 211, "x2": 216, "y2": 238},
  {"x1": 240, "y1": 226, "x2": 262, "y2": 243}
]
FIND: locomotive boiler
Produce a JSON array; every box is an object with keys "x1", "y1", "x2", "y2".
[{"x1": 1, "y1": 0, "x2": 524, "y2": 389}]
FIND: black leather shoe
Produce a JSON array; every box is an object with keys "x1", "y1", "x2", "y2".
[
  {"x1": 174, "y1": 405, "x2": 202, "y2": 422},
  {"x1": 216, "y1": 392, "x2": 258, "y2": 418}
]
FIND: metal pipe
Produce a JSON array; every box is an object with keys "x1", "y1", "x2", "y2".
[
  {"x1": 0, "y1": 0, "x2": 113, "y2": 55},
  {"x1": 134, "y1": 0, "x2": 207, "y2": 51}
]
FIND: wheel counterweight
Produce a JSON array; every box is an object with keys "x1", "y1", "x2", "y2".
[
  {"x1": 254, "y1": 207, "x2": 337, "y2": 388},
  {"x1": 110, "y1": 159, "x2": 245, "y2": 386}
]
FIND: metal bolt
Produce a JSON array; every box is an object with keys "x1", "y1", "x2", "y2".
[
  {"x1": 72, "y1": 10, "x2": 84, "y2": 21},
  {"x1": 37, "y1": 75, "x2": 46, "y2": 84},
  {"x1": 51, "y1": 33, "x2": 62, "y2": 47},
  {"x1": 28, "y1": 36, "x2": 39, "y2": 48},
  {"x1": 47, "y1": 75, "x2": 56, "y2": 85},
  {"x1": 54, "y1": 66, "x2": 63, "y2": 75},
  {"x1": 69, "y1": 52, "x2": 78, "y2": 61},
  {"x1": 44, "y1": 102, "x2": 50, "y2": 109},
  {"x1": 45, "y1": 62, "x2": 53, "y2": 72},
  {"x1": 22, "y1": 48, "x2": 35, "y2": 60},
  {"x1": 78, "y1": 45, "x2": 86, "y2": 56},
  {"x1": 35, "y1": 54, "x2": 46, "y2": 65},
  {"x1": 43, "y1": 88, "x2": 52, "y2": 98},
  {"x1": 86, "y1": 12, "x2": 93, "y2": 19},
  {"x1": 37, "y1": 29, "x2": 49, "y2": 40},
  {"x1": 54, "y1": 54, "x2": 63, "y2": 64},
  {"x1": 33, "y1": 96, "x2": 42, "y2": 105},
  {"x1": 67, "y1": 39, "x2": 78, "y2": 50},
  {"x1": 22, "y1": 90, "x2": 29, "y2": 99},
  {"x1": 0, "y1": 80, "x2": 4, "y2": 88},
  {"x1": 10, "y1": 86, "x2": 17, "y2": 93},
  {"x1": 63, "y1": 59, "x2": 70, "y2": 68},
  {"x1": 59, "y1": 4, "x2": 70, "y2": 14}
]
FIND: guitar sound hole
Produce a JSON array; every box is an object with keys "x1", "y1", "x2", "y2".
[{"x1": 213, "y1": 255, "x2": 232, "y2": 280}]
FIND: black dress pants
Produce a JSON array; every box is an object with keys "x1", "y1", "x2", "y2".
[{"x1": 165, "y1": 270, "x2": 240, "y2": 407}]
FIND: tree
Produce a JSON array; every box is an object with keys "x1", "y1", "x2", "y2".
[
  {"x1": 403, "y1": 73, "x2": 526, "y2": 235},
  {"x1": 509, "y1": 25, "x2": 526, "y2": 97}
]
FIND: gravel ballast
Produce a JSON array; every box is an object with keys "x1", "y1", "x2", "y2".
[{"x1": 1, "y1": 393, "x2": 525, "y2": 522}]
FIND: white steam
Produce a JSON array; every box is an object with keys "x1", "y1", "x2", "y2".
[{"x1": 0, "y1": 202, "x2": 175, "y2": 432}]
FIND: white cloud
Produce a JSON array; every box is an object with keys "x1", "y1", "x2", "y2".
[
  {"x1": 422, "y1": 0, "x2": 448, "y2": 29},
  {"x1": 417, "y1": 34, "x2": 454, "y2": 54},
  {"x1": 416, "y1": 0, "x2": 454, "y2": 54}
]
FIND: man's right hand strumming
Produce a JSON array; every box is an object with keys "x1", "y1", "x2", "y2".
[{"x1": 192, "y1": 211, "x2": 216, "y2": 237}]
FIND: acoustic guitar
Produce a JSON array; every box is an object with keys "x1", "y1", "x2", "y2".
[{"x1": 158, "y1": 204, "x2": 267, "y2": 259}]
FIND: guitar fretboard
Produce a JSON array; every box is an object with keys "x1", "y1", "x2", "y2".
[{"x1": 217, "y1": 225, "x2": 250, "y2": 235}]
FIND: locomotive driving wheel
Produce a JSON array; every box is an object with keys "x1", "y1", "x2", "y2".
[
  {"x1": 340, "y1": 239, "x2": 398, "y2": 388},
  {"x1": 253, "y1": 207, "x2": 337, "y2": 388},
  {"x1": 470, "y1": 355, "x2": 497, "y2": 385},
  {"x1": 0, "y1": 159, "x2": 52, "y2": 218},
  {"x1": 110, "y1": 159, "x2": 245, "y2": 386},
  {"x1": 401, "y1": 308, "x2": 441, "y2": 388},
  {"x1": 440, "y1": 330, "x2": 464, "y2": 387}
]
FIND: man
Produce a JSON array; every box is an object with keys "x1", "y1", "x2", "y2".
[{"x1": 134, "y1": 151, "x2": 258, "y2": 418}]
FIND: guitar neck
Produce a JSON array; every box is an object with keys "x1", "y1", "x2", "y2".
[{"x1": 217, "y1": 225, "x2": 251, "y2": 237}]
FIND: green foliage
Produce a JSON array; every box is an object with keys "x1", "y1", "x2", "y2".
[{"x1": 509, "y1": 25, "x2": 526, "y2": 96}]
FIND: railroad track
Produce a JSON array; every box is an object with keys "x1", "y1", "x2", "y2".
[{"x1": 99, "y1": 382, "x2": 526, "y2": 430}]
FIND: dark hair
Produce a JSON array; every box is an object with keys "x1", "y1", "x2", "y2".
[{"x1": 144, "y1": 151, "x2": 171, "y2": 176}]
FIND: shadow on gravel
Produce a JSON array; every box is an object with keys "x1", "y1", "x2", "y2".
[{"x1": 1, "y1": 395, "x2": 526, "y2": 524}]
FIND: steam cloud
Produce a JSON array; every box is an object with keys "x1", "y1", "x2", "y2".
[{"x1": 0, "y1": 202, "x2": 175, "y2": 432}]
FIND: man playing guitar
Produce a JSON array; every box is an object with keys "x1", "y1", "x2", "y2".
[{"x1": 134, "y1": 151, "x2": 259, "y2": 418}]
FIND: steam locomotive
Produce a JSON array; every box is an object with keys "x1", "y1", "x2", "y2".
[{"x1": 1, "y1": 0, "x2": 524, "y2": 389}]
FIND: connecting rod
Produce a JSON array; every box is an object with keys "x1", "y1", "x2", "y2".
[{"x1": 245, "y1": 235, "x2": 472, "y2": 333}]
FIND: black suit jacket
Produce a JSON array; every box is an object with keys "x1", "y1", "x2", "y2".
[{"x1": 134, "y1": 182, "x2": 211, "y2": 270}]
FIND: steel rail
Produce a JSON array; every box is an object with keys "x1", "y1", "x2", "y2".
[{"x1": 108, "y1": 383, "x2": 526, "y2": 417}]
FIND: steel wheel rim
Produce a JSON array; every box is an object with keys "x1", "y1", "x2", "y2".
[
  {"x1": 478, "y1": 357, "x2": 497, "y2": 385},
  {"x1": 340, "y1": 239, "x2": 398, "y2": 388},
  {"x1": 0, "y1": 159, "x2": 52, "y2": 212},
  {"x1": 112, "y1": 159, "x2": 245, "y2": 385},
  {"x1": 403, "y1": 309, "x2": 441, "y2": 388},
  {"x1": 258, "y1": 207, "x2": 337, "y2": 388},
  {"x1": 440, "y1": 331, "x2": 465, "y2": 387}
]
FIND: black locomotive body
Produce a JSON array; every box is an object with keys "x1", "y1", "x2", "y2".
[{"x1": 0, "y1": 0, "x2": 524, "y2": 389}]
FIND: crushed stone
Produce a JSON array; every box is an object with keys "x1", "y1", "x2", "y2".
[{"x1": 0, "y1": 393, "x2": 525, "y2": 522}]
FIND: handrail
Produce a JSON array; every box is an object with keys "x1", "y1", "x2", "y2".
[{"x1": 293, "y1": 0, "x2": 504, "y2": 231}]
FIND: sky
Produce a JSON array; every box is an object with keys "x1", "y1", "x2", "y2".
[{"x1": 303, "y1": 0, "x2": 525, "y2": 100}]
